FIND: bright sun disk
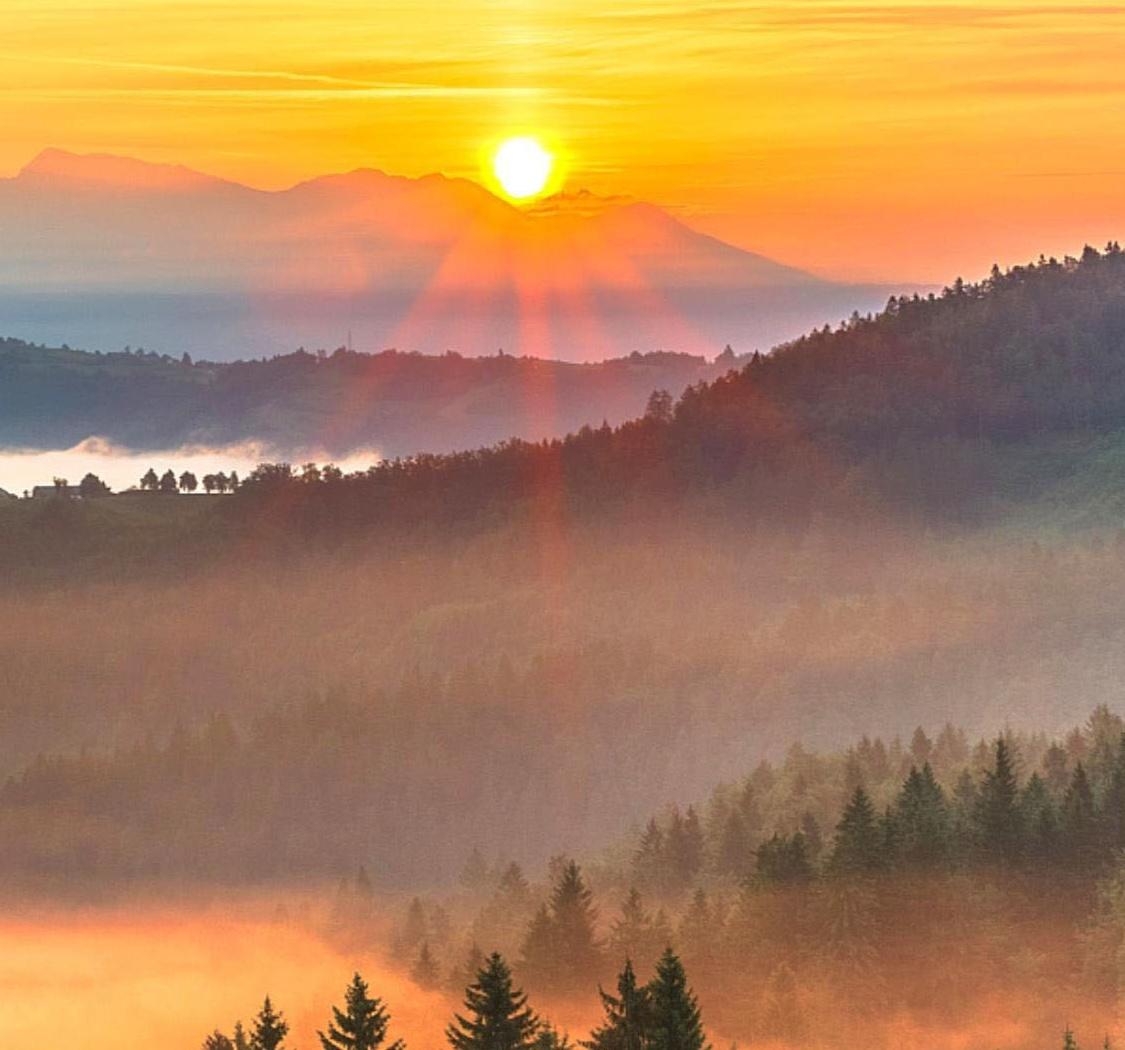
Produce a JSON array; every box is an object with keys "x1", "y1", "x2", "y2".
[{"x1": 492, "y1": 136, "x2": 553, "y2": 200}]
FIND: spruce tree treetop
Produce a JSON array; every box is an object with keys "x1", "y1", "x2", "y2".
[
  {"x1": 448, "y1": 952, "x2": 541, "y2": 1050},
  {"x1": 319, "y1": 972, "x2": 404, "y2": 1050},
  {"x1": 830, "y1": 786, "x2": 883, "y2": 873},
  {"x1": 974, "y1": 737, "x2": 1024, "y2": 863},
  {"x1": 646, "y1": 949, "x2": 709, "y2": 1050},
  {"x1": 249, "y1": 996, "x2": 289, "y2": 1050},
  {"x1": 584, "y1": 958, "x2": 651, "y2": 1050}
]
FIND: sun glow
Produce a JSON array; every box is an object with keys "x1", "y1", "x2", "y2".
[{"x1": 492, "y1": 136, "x2": 553, "y2": 201}]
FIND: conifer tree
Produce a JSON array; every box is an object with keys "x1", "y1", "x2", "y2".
[
  {"x1": 584, "y1": 959, "x2": 651, "y2": 1050},
  {"x1": 1019, "y1": 772, "x2": 1057, "y2": 859},
  {"x1": 203, "y1": 1032, "x2": 234, "y2": 1050},
  {"x1": 521, "y1": 861, "x2": 601, "y2": 994},
  {"x1": 714, "y1": 811, "x2": 752, "y2": 878},
  {"x1": 666, "y1": 808, "x2": 705, "y2": 888},
  {"x1": 319, "y1": 973, "x2": 404, "y2": 1050},
  {"x1": 533, "y1": 1024, "x2": 573, "y2": 1050},
  {"x1": 754, "y1": 832, "x2": 812, "y2": 884},
  {"x1": 974, "y1": 738, "x2": 1023, "y2": 863},
  {"x1": 1063, "y1": 762, "x2": 1098, "y2": 863},
  {"x1": 830, "y1": 787, "x2": 884, "y2": 873},
  {"x1": 610, "y1": 889, "x2": 664, "y2": 971},
  {"x1": 893, "y1": 764, "x2": 950, "y2": 867},
  {"x1": 677, "y1": 889, "x2": 721, "y2": 979},
  {"x1": 249, "y1": 997, "x2": 289, "y2": 1050},
  {"x1": 447, "y1": 952, "x2": 541, "y2": 1050},
  {"x1": 1102, "y1": 734, "x2": 1125, "y2": 848},
  {"x1": 397, "y1": 897, "x2": 428, "y2": 958},
  {"x1": 646, "y1": 949, "x2": 709, "y2": 1050},
  {"x1": 634, "y1": 820, "x2": 667, "y2": 892},
  {"x1": 412, "y1": 942, "x2": 442, "y2": 990},
  {"x1": 233, "y1": 1022, "x2": 251, "y2": 1050},
  {"x1": 449, "y1": 942, "x2": 487, "y2": 996}
]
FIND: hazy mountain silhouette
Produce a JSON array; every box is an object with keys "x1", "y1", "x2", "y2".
[
  {"x1": 0, "y1": 149, "x2": 904, "y2": 361},
  {"x1": 0, "y1": 337, "x2": 749, "y2": 457}
]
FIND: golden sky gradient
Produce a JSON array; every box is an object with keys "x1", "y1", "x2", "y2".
[{"x1": 3, "y1": 0, "x2": 1125, "y2": 282}]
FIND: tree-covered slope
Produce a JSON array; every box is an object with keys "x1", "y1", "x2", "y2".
[{"x1": 0, "y1": 339, "x2": 738, "y2": 457}]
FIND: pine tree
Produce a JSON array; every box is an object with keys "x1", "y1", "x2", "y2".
[
  {"x1": 1102, "y1": 734, "x2": 1125, "y2": 848},
  {"x1": 610, "y1": 889, "x2": 665, "y2": 971},
  {"x1": 646, "y1": 949, "x2": 709, "y2": 1050},
  {"x1": 634, "y1": 820, "x2": 666, "y2": 892},
  {"x1": 397, "y1": 897, "x2": 428, "y2": 958},
  {"x1": 534, "y1": 1025, "x2": 573, "y2": 1050},
  {"x1": 319, "y1": 973, "x2": 404, "y2": 1050},
  {"x1": 520, "y1": 904, "x2": 557, "y2": 989},
  {"x1": 203, "y1": 1033, "x2": 234, "y2": 1050},
  {"x1": 1063, "y1": 1027, "x2": 1079, "y2": 1050},
  {"x1": 665, "y1": 808, "x2": 704, "y2": 889},
  {"x1": 714, "y1": 811, "x2": 752, "y2": 878},
  {"x1": 447, "y1": 952, "x2": 541, "y2": 1050},
  {"x1": 1062, "y1": 762, "x2": 1098, "y2": 864},
  {"x1": 893, "y1": 764, "x2": 950, "y2": 867},
  {"x1": 233, "y1": 1022, "x2": 251, "y2": 1050},
  {"x1": 249, "y1": 997, "x2": 289, "y2": 1050},
  {"x1": 830, "y1": 786, "x2": 884, "y2": 873},
  {"x1": 584, "y1": 959, "x2": 651, "y2": 1050},
  {"x1": 974, "y1": 738, "x2": 1023, "y2": 863},
  {"x1": 799, "y1": 812, "x2": 824, "y2": 863},
  {"x1": 412, "y1": 942, "x2": 442, "y2": 990},
  {"x1": 549, "y1": 859, "x2": 600, "y2": 981},
  {"x1": 1019, "y1": 772, "x2": 1057, "y2": 859},
  {"x1": 754, "y1": 832, "x2": 812, "y2": 884},
  {"x1": 521, "y1": 860, "x2": 601, "y2": 994},
  {"x1": 677, "y1": 889, "x2": 722, "y2": 979},
  {"x1": 449, "y1": 942, "x2": 487, "y2": 996},
  {"x1": 461, "y1": 848, "x2": 490, "y2": 891}
]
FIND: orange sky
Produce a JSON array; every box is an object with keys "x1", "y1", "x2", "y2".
[{"x1": 3, "y1": 0, "x2": 1125, "y2": 282}]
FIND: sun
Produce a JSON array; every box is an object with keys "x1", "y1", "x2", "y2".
[{"x1": 492, "y1": 136, "x2": 554, "y2": 201}]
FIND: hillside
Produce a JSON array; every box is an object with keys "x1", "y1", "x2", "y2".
[
  {"x1": 4, "y1": 246, "x2": 1125, "y2": 894},
  {"x1": 215, "y1": 242, "x2": 1125, "y2": 537},
  {"x1": 0, "y1": 339, "x2": 740, "y2": 458},
  {"x1": 0, "y1": 149, "x2": 898, "y2": 361}
]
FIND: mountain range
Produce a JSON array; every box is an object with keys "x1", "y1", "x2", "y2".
[{"x1": 0, "y1": 149, "x2": 904, "y2": 362}]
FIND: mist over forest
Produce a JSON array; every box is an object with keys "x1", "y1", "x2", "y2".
[{"x1": 8, "y1": 247, "x2": 1125, "y2": 1049}]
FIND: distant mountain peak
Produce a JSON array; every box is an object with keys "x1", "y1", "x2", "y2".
[{"x1": 19, "y1": 148, "x2": 229, "y2": 192}]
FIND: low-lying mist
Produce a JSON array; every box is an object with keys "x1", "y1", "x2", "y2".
[{"x1": 3, "y1": 508, "x2": 1125, "y2": 884}]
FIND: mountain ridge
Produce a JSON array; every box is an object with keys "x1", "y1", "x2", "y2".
[{"x1": 0, "y1": 148, "x2": 902, "y2": 361}]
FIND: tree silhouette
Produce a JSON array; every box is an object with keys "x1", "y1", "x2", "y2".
[
  {"x1": 584, "y1": 958, "x2": 651, "y2": 1050},
  {"x1": 447, "y1": 952, "x2": 540, "y2": 1050},
  {"x1": 645, "y1": 949, "x2": 709, "y2": 1050},
  {"x1": 318, "y1": 972, "x2": 404, "y2": 1050},
  {"x1": 249, "y1": 996, "x2": 289, "y2": 1050}
]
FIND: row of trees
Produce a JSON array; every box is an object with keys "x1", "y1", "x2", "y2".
[
  {"x1": 138, "y1": 467, "x2": 239, "y2": 493},
  {"x1": 621, "y1": 709, "x2": 1125, "y2": 893},
  {"x1": 629, "y1": 735, "x2": 1125, "y2": 891},
  {"x1": 203, "y1": 951, "x2": 707, "y2": 1050}
]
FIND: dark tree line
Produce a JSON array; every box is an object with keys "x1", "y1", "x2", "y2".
[{"x1": 205, "y1": 952, "x2": 707, "y2": 1050}]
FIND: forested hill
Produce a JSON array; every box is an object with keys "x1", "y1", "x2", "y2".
[
  {"x1": 0, "y1": 340, "x2": 741, "y2": 457},
  {"x1": 228, "y1": 243, "x2": 1125, "y2": 533}
]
